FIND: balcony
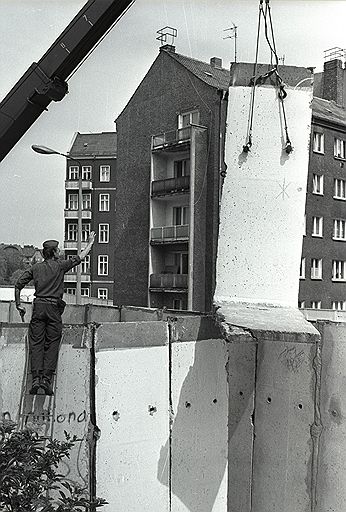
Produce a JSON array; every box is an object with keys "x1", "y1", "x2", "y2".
[
  {"x1": 149, "y1": 273, "x2": 188, "y2": 290},
  {"x1": 64, "y1": 273, "x2": 91, "y2": 283},
  {"x1": 65, "y1": 180, "x2": 92, "y2": 190},
  {"x1": 64, "y1": 240, "x2": 88, "y2": 250},
  {"x1": 152, "y1": 127, "x2": 191, "y2": 150},
  {"x1": 64, "y1": 210, "x2": 92, "y2": 219},
  {"x1": 150, "y1": 224, "x2": 189, "y2": 243},
  {"x1": 152, "y1": 176, "x2": 190, "y2": 196}
]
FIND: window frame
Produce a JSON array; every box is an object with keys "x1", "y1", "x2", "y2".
[
  {"x1": 98, "y1": 288, "x2": 108, "y2": 300},
  {"x1": 100, "y1": 165, "x2": 111, "y2": 182},
  {"x1": 312, "y1": 131, "x2": 324, "y2": 154},
  {"x1": 82, "y1": 166, "x2": 92, "y2": 180},
  {"x1": 82, "y1": 193, "x2": 91, "y2": 210},
  {"x1": 332, "y1": 260, "x2": 346, "y2": 281},
  {"x1": 299, "y1": 258, "x2": 305, "y2": 279},
  {"x1": 312, "y1": 216, "x2": 323, "y2": 237},
  {"x1": 67, "y1": 193, "x2": 78, "y2": 210},
  {"x1": 312, "y1": 174, "x2": 324, "y2": 195},
  {"x1": 311, "y1": 301, "x2": 321, "y2": 309},
  {"x1": 99, "y1": 193, "x2": 110, "y2": 212},
  {"x1": 333, "y1": 219, "x2": 346, "y2": 241},
  {"x1": 332, "y1": 300, "x2": 346, "y2": 311},
  {"x1": 178, "y1": 110, "x2": 199, "y2": 129},
  {"x1": 66, "y1": 288, "x2": 76, "y2": 295},
  {"x1": 99, "y1": 223, "x2": 109, "y2": 243},
  {"x1": 67, "y1": 223, "x2": 77, "y2": 241},
  {"x1": 334, "y1": 178, "x2": 346, "y2": 200},
  {"x1": 98, "y1": 255, "x2": 109, "y2": 276},
  {"x1": 311, "y1": 258, "x2": 322, "y2": 280},
  {"x1": 68, "y1": 166, "x2": 79, "y2": 180},
  {"x1": 81, "y1": 288, "x2": 90, "y2": 297},
  {"x1": 334, "y1": 138, "x2": 346, "y2": 159}
]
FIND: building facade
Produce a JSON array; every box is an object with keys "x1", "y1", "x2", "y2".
[
  {"x1": 64, "y1": 132, "x2": 117, "y2": 301},
  {"x1": 299, "y1": 52, "x2": 346, "y2": 310},
  {"x1": 113, "y1": 45, "x2": 228, "y2": 312}
]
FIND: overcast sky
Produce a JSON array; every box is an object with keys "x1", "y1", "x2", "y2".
[{"x1": 0, "y1": 0, "x2": 345, "y2": 246}]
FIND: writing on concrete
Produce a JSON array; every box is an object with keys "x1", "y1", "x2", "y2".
[
  {"x1": 2, "y1": 410, "x2": 87, "y2": 424},
  {"x1": 279, "y1": 347, "x2": 305, "y2": 372}
]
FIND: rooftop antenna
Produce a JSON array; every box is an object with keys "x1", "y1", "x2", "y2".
[
  {"x1": 156, "y1": 26, "x2": 178, "y2": 47},
  {"x1": 223, "y1": 23, "x2": 238, "y2": 62}
]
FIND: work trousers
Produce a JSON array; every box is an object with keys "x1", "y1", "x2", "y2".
[{"x1": 28, "y1": 301, "x2": 63, "y2": 377}]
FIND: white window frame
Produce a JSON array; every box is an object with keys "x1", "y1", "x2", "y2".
[
  {"x1": 98, "y1": 288, "x2": 108, "y2": 300},
  {"x1": 98, "y1": 255, "x2": 109, "y2": 276},
  {"x1": 312, "y1": 174, "x2": 324, "y2": 195},
  {"x1": 311, "y1": 301, "x2": 321, "y2": 309},
  {"x1": 332, "y1": 260, "x2": 346, "y2": 281},
  {"x1": 81, "y1": 288, "x2": 90, "y2": 297},
  {"x1": 311, "y1": 258, "x2": 322, "y2": 280},
  {"x1": 82, "y1": 193, "x2": 91, "y2": 210},
  {"x1": 67, "y1": 223, "x2": 77, "y2": 241},
  {"x1": 99, "y1": 193, "x2": 110, "y2": 212},
  {"x1": 178, "y1": 110, "x2": 199, "y2": 129},
  {"x1": 333, "y1": 219, "x2": 346, "y2": 241},
  {"x1": 312, "y1": 132, "x2": 324, "y2": 154},
  {"x1": 68, "y1": 194, "x2": 78, "y2": 210},
  {"x1": 99, "y1": 223, "x2": 109, "y2": 243},
  {"x1": 299, "y1": 258, "x2": 305, "y2": 279},
  {"x1": 173, "y1": 206, "x2": 190, "y2": 226},
  {"x1": 82, "y1": 166, "x2": 92, "y2": 180},
  {"x1": 334, "y1": 178, "x2": 346, "y2": 200},
  {"x1": 332, "y1": 301, "x2": 346, "y2": 311},
  {"x1": 334, "y1": 138, "x2": 346, "y2": 159},
  {"x1": 174, "y1": 159, "x2": 190, "y2": 178},
  {"x1": 69, "y1": 166, "x2": 79, "y2": 180},
  {"x1": 81, "y1": 255, "x2": 90, "y2": 274},
  {"x1": 81, "y1": 223, "x2": 91, "y2": 242},
  {"x1": 100, "y1": 165, "x2": 111, "y2": 182},
  {"x1": 312, "y1": 216, "x2": 323, "y2": 237},
  {"x1": 66, "y1": 288, "x2": 76, "y2": 295}
]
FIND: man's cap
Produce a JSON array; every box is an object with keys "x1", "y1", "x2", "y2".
[{"x1": 42, "y1": 240, "x2": 59, "y2": 249}]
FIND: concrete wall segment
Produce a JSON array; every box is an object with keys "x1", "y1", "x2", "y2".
[{"x1": 95, "y1": 320, "x2": 169, "y2": 350}]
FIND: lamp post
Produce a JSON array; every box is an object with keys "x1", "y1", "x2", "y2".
[{"x1": 31, "y1": 144, "x2": 83, "y2": 305}]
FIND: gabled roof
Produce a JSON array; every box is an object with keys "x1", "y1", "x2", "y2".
[
  {"x1": 312, "y1": 97, "x2": 346, "y2": 128},
  {"x1": 167, "y1": 51, "x2": 231, "y2": 91},
  {"x1": 69, "y1": 132, "x2": 117, "y2": 158}
]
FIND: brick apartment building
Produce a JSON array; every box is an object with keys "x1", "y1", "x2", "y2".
[
  {"x1": 64, "y1": 132, "x2": 117, "y2": 301},
  {"x1": 299, "y1": 51, "x2": 346, "y2": 310},
  {"x1": 113, "y1": 44, "x2": 229, "y2": 312}
]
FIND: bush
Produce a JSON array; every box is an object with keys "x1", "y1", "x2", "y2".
[{"x1": 0, "y1": 421, "x2": 107, "y2": 511}]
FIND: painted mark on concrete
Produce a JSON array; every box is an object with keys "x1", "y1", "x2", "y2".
[
  {"x1": 279, "y1": 346, "x2": 305, "y2": 372},
  {"x1": 275, "y1": 177, "x2": 291, "y2": 200}
]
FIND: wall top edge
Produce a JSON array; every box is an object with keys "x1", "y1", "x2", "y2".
[{"x1": 230, "y1": 62, "x2": 313, "y2": 88}]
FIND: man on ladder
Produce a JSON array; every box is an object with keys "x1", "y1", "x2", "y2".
[{"x1": 14, "y1": 232, "x2": 96, "y2": 395}]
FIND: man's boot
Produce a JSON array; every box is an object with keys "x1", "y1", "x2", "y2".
[
  {"x1": 29, "y1": 375, "x2": 41, "y2": 395},
  {"x1": 41, "y1": 375, "x2": 54, "y2": 395}
]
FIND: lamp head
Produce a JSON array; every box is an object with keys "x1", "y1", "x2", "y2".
[{"x1": 31, "y1": 145, "x2": 60, "y2": 155}]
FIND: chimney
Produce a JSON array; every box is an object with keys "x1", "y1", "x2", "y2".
[
  {"x1": 159, "y1": 44, "x2": 175, "y2": 53},
  {"x1": 210, "y1": 57, "x2": 223, "y2": 69},
  {"x1": 322, "y1": 58, "x2": 346, "y2": 107}
]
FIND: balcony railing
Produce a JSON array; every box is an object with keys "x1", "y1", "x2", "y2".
[
  {"x1": 64, "y1": 210, "x2": 92, "y2": 219},
  {"x1": 151, "y1": 224, "x2": 189, "y2": 242},
  {"x1": 149, "y1": 273, "x2": 188, "y2": 289},
  {"x1": 152, "y1": 127, "x2": 191, "y2": 149},
  {"x1": 64, "y1": 240, "x2": 88, "y2": 249},
  {"x1": 152, "y1": 175, "x2": 190, "y2": 196},
  {"x1": 64, "y1": 273, "x2": 91, "y2": 283},
  {"x1": 65, "y1": 180, "x2": 92, "y2": 189}
]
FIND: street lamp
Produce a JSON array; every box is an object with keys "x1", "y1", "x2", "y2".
[{"x1": 31, "y1": 144, "x2": 83, "y2": 305}]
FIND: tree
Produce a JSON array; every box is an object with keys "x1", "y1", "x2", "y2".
[{"x1": 0, "y1": 421, "x2": 107, "y2": 511}]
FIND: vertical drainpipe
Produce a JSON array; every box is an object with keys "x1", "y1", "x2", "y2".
[
  {"x1": 88, "y1": 323, "x2": 100, "y2": 511},
  {"x1": 188, "y1": 127, "x2": 196, "y2": 311}
]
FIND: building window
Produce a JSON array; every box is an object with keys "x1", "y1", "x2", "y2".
[
  {"x1": 312, "y1": 174, "x2": 323, "y2": 195},
  {"x1": 99, "y1": 194, "x2": 110, "y2": 212},
  {"x1": 82, "y1": 193, "x2": 91, "y2": 210},
  {"x1": 98, "y1": 255, "x2": 108, "y2": 276},
  {"x1": 66, "y1": 288, "x2": 76, "y2": 295},
  {"x1": 312, "y1": 216, "x2": 323, "y2": 237},
  {"x1": 311, "y1": 258, "x2": 322, "y2": 279},
  {"x1": 82, "y1": 166, "x2": 92, "y2": 180},
  {"x1": 81, "y1": 255, "x2": 90, "y2": 274},
  {"x1": 334, "y1": 178, "x2": 346, "y2": 200},
  {"x1": 178, "y1": 110, "x2": 199, "y2": 128},
  {"x1": 334, "y1": 138, "x2": 346, "y2": 159},
  {"x1": 312, "y1": 132, "x2": 324, "y2": 154},
  {"x1": 332, "y1": 301, "x2": 346, "y2": 310},
  {"x1": 99, "y1": 224, "x2": 109, "y2": 243},
  {"x1": 67, "y1": 255, "x2": 77, "y2": 273},
  {"x1": 100, "y1": 165, "x2": 111, "y2": 182},
  {"x1": 173, "y1": 252, "x2": 188, "y2": 274},
  {"x1": 98, "y1": 288, "x2": 108, "y2": 300},
  {"x1": 68, "y1": 194, "x2": 78, "y2": 210},
  {"x1": 81, "y1": 288, "x2": 90, "y2": 297},
  {"x1": 174, "y1": 159, "x2": 190, "y2": 177},
  {"x1": 82, "y1": 223, "x2": 91, "y2": 242},
  {"x1": 311, "y1": 301, "x2": 321, "y2": 309},
  {"x1": 332, "y1": 260, "x2": 346, "y2": 281},
  {"x1": 299, "y1": 258, "x2": 305, "y2": 279},
  {"x1": 298, "y1": 301, "x2": 305, "y2": 309},
  {"x1": 173, "y1": 299, "x2": 182, "y2": 310},
  {"x1": 67, "y1": 223, "x2": 77, "y2": 241},
  {"x1": 333, "y1": 219, "x2": 346, "y2": 240},
  {"x1": 173, "y1": 206, "x2": 189, "y2": 226},
  {"x1": 69, "y1": 166, "x2": 79, "y2": 180}
]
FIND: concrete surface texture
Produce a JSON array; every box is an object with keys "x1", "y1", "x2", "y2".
[{"x1": 215, "y1": 70, "x2": 312, "y2": 307}]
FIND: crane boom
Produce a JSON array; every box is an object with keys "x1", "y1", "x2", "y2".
[{"x1": 0, "y1": 0, "x2": 134, "y2": 162}]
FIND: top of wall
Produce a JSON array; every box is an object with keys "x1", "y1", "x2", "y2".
[{"x1": 230, "y1": 62, "x2": 313, "y2": 88}]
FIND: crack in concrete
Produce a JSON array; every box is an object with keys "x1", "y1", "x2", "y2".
[{"x1": 310, "y1": 335, "x2": 323, "y2": 512}]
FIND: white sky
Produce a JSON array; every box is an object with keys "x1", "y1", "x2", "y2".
[{"x1": 0, "y1": 0, "x2": 345, "y2": 246}]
